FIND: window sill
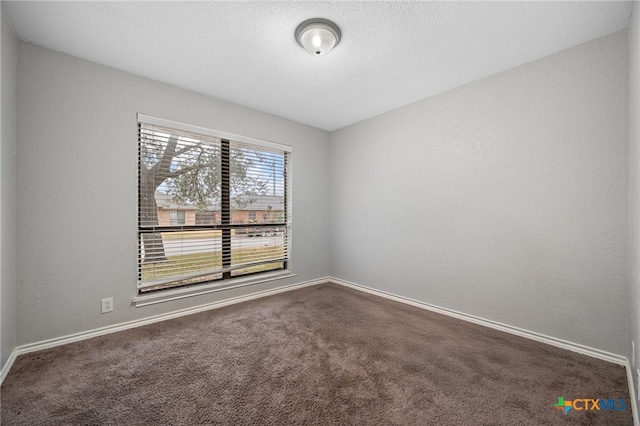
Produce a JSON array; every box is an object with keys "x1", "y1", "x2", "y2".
[{"x1": 133, "y1": 270, "x2": 297, "y2": 307}]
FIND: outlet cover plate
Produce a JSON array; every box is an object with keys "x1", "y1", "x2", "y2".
[{"x1": 101, "y1": 298, "x2": 113, "y2": 314}]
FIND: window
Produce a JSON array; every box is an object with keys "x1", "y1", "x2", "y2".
[
  {"x1": 137, "y1": 114, "x2": 291, "y2": 295},
  {"x1": 169, "y1": 210, "x2": 186, "y2": 226}
]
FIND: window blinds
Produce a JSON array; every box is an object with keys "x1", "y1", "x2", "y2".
[{"x1": 137, "y1": 115, "x2": 291, "y2": 293}]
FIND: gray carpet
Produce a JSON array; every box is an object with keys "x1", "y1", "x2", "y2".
[{"x1": 1, "y1": 283, "x2": 633, "y2": 425}]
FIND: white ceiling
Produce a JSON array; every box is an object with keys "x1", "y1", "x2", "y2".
[{"x1": 2, "y1": 1, "x2": 633, "y2": 131}]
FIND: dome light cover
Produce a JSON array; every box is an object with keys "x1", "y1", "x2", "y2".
[{"x1": 295, "y1": 18, "x2": 341, "y2": 56}]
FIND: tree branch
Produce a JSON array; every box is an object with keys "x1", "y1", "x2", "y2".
[{"x1": 150, "y1": 136, "x2": 178, "y2": 175}]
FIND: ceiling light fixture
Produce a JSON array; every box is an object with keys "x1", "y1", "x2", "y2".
[{"x1": 295, "y1": 18, "x2": 341, "y2": 56}]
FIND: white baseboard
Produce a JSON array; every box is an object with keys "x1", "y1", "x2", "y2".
[
  {"x1": 4, "y1": 276, "x2": 630, "y2": 366},
  {"x1": 624, "y1": 359, "x2": 640, "y2": 426},
  {"x1": 328, "y1": 277, "x2": 628, "y2": 366},
  {"x1": 0, "y1": 347, "x2": 18, "y2": 385},
  {"x1": 0, "y1": 277, "x2": 325, "y2": 385}
]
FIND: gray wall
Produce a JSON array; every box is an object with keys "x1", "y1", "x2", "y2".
[
  {"x1": 7, "y1": 19, "x2": 635, "y2": 368},
  {"x1": 15, "y1": 42, "x2": 330, "y2": 345},
  {"x1": 330, "y1": 31, "x2": 629, "y2": 355},
  {"x1": 1, "y1": 7, "x2": 18, "y2": 370},
  {"x1": 629, "y1": 1, "x2": 640, "y2": 396}
]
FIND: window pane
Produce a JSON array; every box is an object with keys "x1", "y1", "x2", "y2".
[
  {"x1": 139, "y1": 124, "x2": 222, "y2": 229},
  {"x1": 232, "y1": 225, "x2": 285, "y2": 255},
  {"x1": 138, "y1": 230, "x2": 223, "y2": 291}
]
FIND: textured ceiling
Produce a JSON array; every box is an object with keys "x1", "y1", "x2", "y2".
[{"x1": 2, "y1": 1, "x2": 633, "y2": 131}]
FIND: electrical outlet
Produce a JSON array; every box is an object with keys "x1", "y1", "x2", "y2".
[{"x1": 101, "y1": 298, "x2": 113, "y2": 314}]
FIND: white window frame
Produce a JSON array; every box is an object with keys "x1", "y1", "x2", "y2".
[{"x1": 134, "y1": 114, "x2": 294, "y2": 306}]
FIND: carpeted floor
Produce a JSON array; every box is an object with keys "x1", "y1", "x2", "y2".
[{"x1": 1, "y1": 283, "x2": 633, "y2": 425}]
